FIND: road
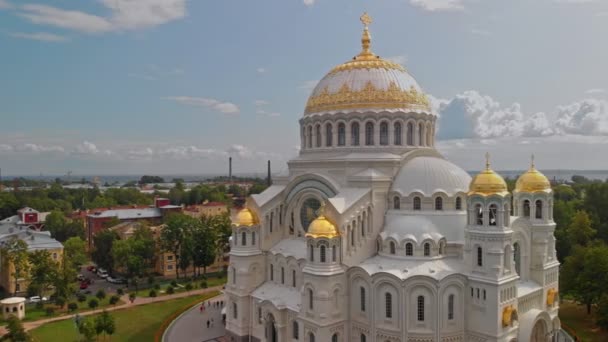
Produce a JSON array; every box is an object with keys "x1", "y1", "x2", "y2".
[{"x1": 163, "y1": 294, "x2": 226, "y2": 342}]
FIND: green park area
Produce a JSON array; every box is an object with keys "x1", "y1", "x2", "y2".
[{"x1": 29, "y1": 291, "x2": 219, "y2": 342}]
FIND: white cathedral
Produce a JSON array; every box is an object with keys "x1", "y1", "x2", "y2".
[{"x1": 225, "y1": 13, "x2": 560, "y2": 342}]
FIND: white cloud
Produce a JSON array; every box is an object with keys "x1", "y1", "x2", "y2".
[
  {"x1": 386, "y1": 55, "x2": 408, "y2": 64},
  {"x1": 254, "y1": 100, "x2": 269, "y2": 106},
  {"x1": 0, "y1": 144, "x2": 13, "y2": 152},
  {"x1": 72, "y1": 141, "x2": 113, "y2": 156},
  {"x1": 410, "y1": 0, "x2": 464, "y2": 11},
  {"x1": 554, "y1": 99, "x2": 608, "y2": 135},
  {"x1": 586, "y1": 88, "x2": 606, "y2": 94},
  {"x1": 14, "y1": 143, "x2": 65, "y2": 153},
  {"x1": 18, "y1": 0, "x2": 187, "y2": 34},
  {"x1": 303, "y1": 0, "x2": 315, "y2": 6},
  {"x1": 164, "y1": 96, "x2": 240, "y2": 114},
  {"x1": 257, "y1": 67, "x2": 267, "y2": 74},
  {"x1": 0, "y1": 0, "x2": 13, "y2": 10},
  {"x1": 8, "y1": 31, "x2": 69, "y2": 42}
]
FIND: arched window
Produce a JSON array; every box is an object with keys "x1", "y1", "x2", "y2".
[
  {"x1": 424, "y1": 243, "x2": 430, "y2": 256},
  {"x1": 332, "y1": 246, "x2": 337, "y2": 262},
  {"x1": 307, "y1": 126, "x2": 312, "y2": 148},
  {"x1": 270, "y1": 212, "x2": 273, "y2": 233},
  {"x1": 385, "y1": 292, "x2": 393, "y2": 318},
  {"x1": 448, "y1": 294, "x2": 454, "y2": 320},
  {"x1": 413, "y1": 197, "x2": 421, "y2": 210},
  {"x1": 315, "y1": 124, "x2": 321, "y2": 147},
  {"x1": 308, "y1": 289, "x2": 314, "y2": 310},
  {"x1": 241, "y1": 231, "x2": 247, "y2": 246},
  {"x1": 405, "y1": 243, "x2": 413, "y2": 256},
  {"x1": 483, "y1": 289, "x2": 486, "y2": 300},
  {"x1": 504, "y1": 245, "x2": 512, "y2": 271},
  {"x1": 252, "y1": 232, "x2": 256, "y2": 245},
  {"x1": 393, "y1": 196, "x2": 400, "y2": 209},
  {"x1": 360, "y1": 334, "x2": 366, "y2": 342},
  {"x1": 427, "y1": 124, "x2": 432, "y2": 146},
  {"x1": 320, "y1": 245, "x2": 326, "y2": 263},
  {"x1": 338, "y1": 123, "x2": 346, "y2": 146},
  {"x1": 309, "y1": 245, "x2": 314, "y2": 262},
  {"x1": 435, "y1": 197, "x2": 443, "y2": 210},
  {"x1": 523, "y1": 200, "x2": 531, "y2": 218},
  {"x1": 389, "y1": 241, "x2": 396, "y2": 254},
  {"x1": 351, "y1": 122, "x2": 360, "y2": 146},
  {"x1": 232, "y1": 267, "x2": 236, "y2": 284},
  {"x1": 293, "y1": 321, "x2": 299, "y2": 339},
  {"x1": 365, "y1": 122, "x2": 374, "y2": 146},
  {"x1": 439, "y1": 241, "x2": 445, "y2": 255},
  {"x1": 514, "y1": 242, "x2": 521, "y2": 276},
  {"x1": 351, "y1": 227, "x2": 355, "y2": 246},
  {"x1": 477, "y1": 246, "x2": 483, "y2": 267},
  {"x1": 325, "y1": 123, "x2": 333, "y2": 147},
  {"x1": 535, "y1": 200, "x2": 543, "y2": 219},
  {"x1": 380, "y1": 121, "x2": 389, "y2": 145},
  {"x1": 281, "y1": 267, "x2": 285, "y2": 284},
  {"x1": 309, "y1": 332, "x2": 315, "y2": 342},
  {"x1": 360, "y1": 287, "x2": 366, "y2": 312},
  {"x1": 418, "y1": 122, "x2": 424, "y2": 146},
  {"x1": 233, "y1": 302, "x2": 238, "y2": 319},
  {"x1": 270, "y1": 264, "x2": 274, "y2": 281},
  {"x1": 417, "y1": 296, "x2": 425, "y2": 321},
  {"x1": 407, "y1": 122, "x2": 414, "y2": 145},
  {"x1": 475, "y1": 204, "x2": 483, "y2": 225},
  {"x1": 302, "y1": 126, "x2": 306, "y2": 149},
  {"x1": 394, "y1": 122, "x2": 402, "y2": 145},
  {"x1": 455, "y1": 197, "x2": 462, "y2": 210},
  {"x1": 332, "y1": 334, "x2": 338, "y2": 342},
  {"x1": 489, "y1": 204, "x2": 498, "y2": 226},
  {"x1": 292, "y1": 269, "x2": 296, "y2": 287}
]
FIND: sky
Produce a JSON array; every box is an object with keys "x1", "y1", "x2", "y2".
[{"x1": 1, "y1": 0, "x2": 607, "y2": 176}]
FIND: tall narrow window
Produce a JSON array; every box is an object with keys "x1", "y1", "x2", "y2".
[
  {"x1": 514, "y1": 242, "x2": 521, "y2": 276},
  {"x1": 455, "y1": 197, "x2": 462, "y2": 210},
  {"x1": 483, "y1": 289, "x2": 486, "y2": 300},
  {"x1": 332, "y1": 334, "x2": 338, "y2": 342},
  {"x1": 365, "y1": 122, "x2": 374, "y2": 146},
  {"x1": 292, "y1": 270, "x2": 296, "y2": 287},
  {"x1": 407, "y1": 122, "x2": 414, "y2": 146},
  {"x1": 535, "y1": 200, "x2": 543, "y2": 219},
  {"x1": 308, "y1": 289, "x2": 314, "y2": 310},
  {"x1": 489, "y1": 204, "x2": 498, "y2": 226},
  {"x1": 394, "y1": 122, "x2": 402, "y2": 145},
  {"x1": 233, "y1": 302, "x2": 238, "y2": 319},
  {"x1": 270, "y1": 264, "x2": 274, "y2": 281},
  {"x1": 338, "y1": 123, "x2": 345, "y2": 146},
  {"x1": 315, "y1": 124, "x2": 321, "y2": 147},
  {"x1": 307, "y1": 126, "x2": 312, "y2": 148},
  {"x1": 360, "y1": 334, "x2": 366, "y2": 342},
  {"x1": 293, "y1": 321, "x2": 299, "y2": 339},
  {"x1": 389, "y1": 241, "x2": 396, "y2": 255},
  {"x1": 309, "y1": 245, "x2": 314, "y2": 262},
  {"x1": 523, "y1": 200, "x2": 531, "y2": 218},
  {"x1": 413, "y1": 197, "x2": 421, "y2": 210},
  {"x1": 380, "y1": 122, "x2": 389, "y2": 145},
  {"x1": 281, "y1": 267, "x2": 285, "y2": 284},
  {"x1": 252, "y1": 231, "x2": 256, "y2": 245},
  {"x1": 385, "y1": 292, "x2": 393, "y2": 318},
  {"x1": 394, "y1": 196, "x2": 400, "y2": 209},
  {"x1": 426, "y1": 124, "x2": 432, "y2": 146},
  {"x1": 417, "y1": 296, "x2": 425, "y2": 321},
  {"x1": 405, "y1": 243, "x2": 413, "y2": 256},
  {"x1": 439, "y1": 241, "x2": 445, "y2": 255},
  {"x1": 241, "y1": 231, "x2": 247, "y2": 246},
  {"x1": 332, "y1": 246, "x2": 337, "y2": 262},
  {"x1": 360, "y1": 287, "x2": 366, "y2": 312},
  {"x1": 476, "y1": 204, "x2": 483, "y2": 225},
  {"x1": 424, "y1": 243, "x2": 430, "y2": 256},
  {"x1": 477, "y1": 246, "x2": 483, "y2": 267},
  {"x1": 351, "y1": 122, "x2": 360, "y2": 146},
  {"x1": 326, "y1": 123, "x2": 333, "y2": 147},
  {"x1": 435, "y1": 197, "x2": 443, "y2": 210},
  {"x1": 232, "y1": 267, "x2": 236, "y2": 284},
  {"x1": 351, "y1": 228, "x2": 355, "y2": 246},
  {"x1": 258, "y1": 307, "x2": 262, "y2": 324},
  {"x1": 418, "y1": 123, "x2": 424, "y2": 146},
  {"x1": 309, "y1": 333, "x2": 315, "y2": 342},
  {"x1": 302, "y1": 126, "x2": 306, "y2": 149},
  {"x1": 270, "y1": 212, "x2": 274, "y2": 233},
  {"x1": 448, "y1": 294, "x2": 454, "y2": 320},
  {"x1": 320, "y1": 245, "x2": 326, "y2": 263}
]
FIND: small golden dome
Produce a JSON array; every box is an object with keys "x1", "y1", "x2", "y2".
[
  {"x1": 468, "y1": 153, "x2": 509, "y2": 196},
  {"x1": 305, "y1": 202, "x2": 340, "y2": 239},
  {"x1": 232, "y1": 208, "x2": 257, "y2": 227},
  {"x1": 515, "y1": 156, "x2": 551, "y2": 193}
]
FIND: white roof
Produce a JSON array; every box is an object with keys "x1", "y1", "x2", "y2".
[
  {"x1": 328, "y1": 188, "x2": 370, "y2": 214},
  {"x1": 251, "y1": 282, "x2": 301, "y2": 311},
  {"x1": 269, "y1": 238, "x2": 307, "y2": 260},
  {"x1": 0, "y1": 229, "x2": 63, "y2": 251},
  {"x1": 0, "y1": 297, "x2": 26, "y2": 304},
  {"x1": 251, "y1": 185, "x2": 285, "y2": 207},
  {"x1": 517, "y1": 280, "x2": 543, "y2": 298},
  {"x1": 88, "y1": 208, "x2": 161, "y2": 220},
  {"x1": 391, "y1": 156, "x2": 471, "y2": 196},
  {"x1": 382, "y1": 212, "x2": 467, "y2": 243},
  {"x1": 355, "y1": 255, "x2": 463, "y2": 281}
]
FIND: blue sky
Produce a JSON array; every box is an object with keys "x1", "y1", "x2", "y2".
[{"x1": 1, "y1": 0, "x2": 607, "y2": 176}]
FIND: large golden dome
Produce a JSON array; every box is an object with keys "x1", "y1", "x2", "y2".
[
  {"x1": 304, "y1": 13, "x2": 430, "y2": 116},
  {"x1": 468, "y1": 154, "x2": 509, "y2": 196},
  {"x1": 515, "y1": 157, "x2": 551, "y2": 193},
  {"x1": 232, "y1": 208, "x2": 257, "y2": 227},
  {"x1": 305, "y1": 203, "x2": 339, "y2": 239}
]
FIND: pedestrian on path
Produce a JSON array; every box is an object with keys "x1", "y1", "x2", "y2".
[
  {"x1": 206, "y1": 320, "x2": 210, "y2": 328},
  {"x1": 200, "y1": 304, "x2": 204, "y2": 313}
]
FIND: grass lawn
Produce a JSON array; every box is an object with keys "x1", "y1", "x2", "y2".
[
  {"x1": 30, "y1": 291, "x2": 219, "y2": 342},
  {"x1": 560, "y1": 301, "x2": 608, "y2": 341},
  {"x1": 133, "y1": 275, "x2": 226, "y2": 298}
]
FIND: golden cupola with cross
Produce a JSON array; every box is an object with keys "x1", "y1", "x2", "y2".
[
  {"x1": 515, "y1": 155, "x2": 552, "y2": 193},
  {"x1": 468, "y1": 153, "x2": 509, "y2": 197},
  {"x1": 303, "y1": 12, "x2": 431, "y2": 116},
  {"x1": 305, "y1": 202, "x2": 340, "y2": 239}
]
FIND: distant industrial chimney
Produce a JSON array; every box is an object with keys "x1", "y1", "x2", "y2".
[
  {"x1": 229, "y1": 157, "x2": 233, "y2": 183},
  {"x1": 267, "y1": 160, "x2": 272, "y2": 186}
]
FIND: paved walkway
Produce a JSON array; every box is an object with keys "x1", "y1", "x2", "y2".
[
  {"x1": 163, "y1": 294, "x2": 226, "y2": 342},
  {"x1": 0, "y1": 286, "x2": 223, "y2": 336}
]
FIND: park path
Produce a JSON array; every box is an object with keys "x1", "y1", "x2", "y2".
[
  {"x1": 163, "y1": 294, "x2": 226, "y2": 342},
  {"x1": 0, "y1": 285, "x2": 223, "y2": 336}
]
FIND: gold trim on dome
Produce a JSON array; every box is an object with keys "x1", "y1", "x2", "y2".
[
  {"x1": 514, "y1": 154, "x2": 552, "y2": 193},
  {"x1": 305, "y1": 81, "x2": 430, "y2": 114},
  {"x1": 232, "y1": 208, "x2": 257, "y2": 227},
  {"x1": 468, "y1": 153, "x2": 509, "y2": 197},
  {"x1": 305, "y1": 202, "x2": 340, "y2": 239}
]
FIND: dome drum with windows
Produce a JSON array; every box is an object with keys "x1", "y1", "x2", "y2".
[{"x1": 232, "y1": 208, "x2": 258, "y2": 227}]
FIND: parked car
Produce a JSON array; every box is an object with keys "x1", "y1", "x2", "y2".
[
  {"x1": 86, "y1": 265, "x2": 97, "y2": 272},
  {"x1": 79, "y1": 282, "x2": 89, "y2": 290},
  {"x1": 97, "y1": 268, "x2": 109, "y2": 279},
  {"x1": 107, "y1": 276, "x2": 126, "y2": 284},
  {"x1": 28, "y1": 296, "x2": 47, "y2": 303},
  {"x1": 77, "y1": 274, "x2": 85, "y2": 281}
]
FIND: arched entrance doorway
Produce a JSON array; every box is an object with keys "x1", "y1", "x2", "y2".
[
  {"x1": 530, "y1": 319, "x2": 547, "y2": 342},
  {"x1": 266, "y1": 313, "x2": 277, "y2": 342}
]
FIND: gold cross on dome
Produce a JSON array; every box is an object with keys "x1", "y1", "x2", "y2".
[
  {"x1": 485, "y1": 152, "x2": 491, "y2": 170},
  {"x1": 530, "y1": 154, "x2": 535, "y2": 169},
  {"x1": 360, "y1": 12, "x2": 372, "y2": 27}
]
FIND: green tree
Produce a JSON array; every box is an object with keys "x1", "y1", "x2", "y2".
[
  {"x1": 1, "y1": 237, "x2": 30, "y2": 295},
  {"x1": 52, "y1": 237, "x2": 87, "y2": 305},
  {"x1": 565, "y1": 211, "x2": 596, "y2": 247},
  {"x1": 161, "y1": 214, "x2": 198, "y2": 279},
  {"x1": 6, "y1": 315, "x2": 30, "y2": 342},
  {"x1": 94, "y1": 310, "x2": 115, "y2": 340},
  {"x1": 112, "y1": 224, "x2": 155, "y2": 290},
  {"x1": 27, "y1": 250, "x2": 59, "y2": 297},
  {"x1": 597, "y1": 295, "x2": 608, "y2": 330},
  {"x1": 78, "y1": 318, "x2": 97, "y2": 342},
  {"x1": 92, "y1": 230, "x2": 120, "y2": 272},
  {"x1": 561, "y1": 243, "x2": 608, "y2": 314},
  {"x1": 192, "y1": 215, "x2": 219, "y2": 277},
  {"x1": 44, "y1": 210, "x2": 67, "y2": 240}
]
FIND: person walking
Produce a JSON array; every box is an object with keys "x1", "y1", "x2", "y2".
[
  {"x1": 206, "y1": 320, "x2": 210, "y2": 328},
  {"x1": 200, "y1": 304, "x2": 204, "y2": 313}
]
